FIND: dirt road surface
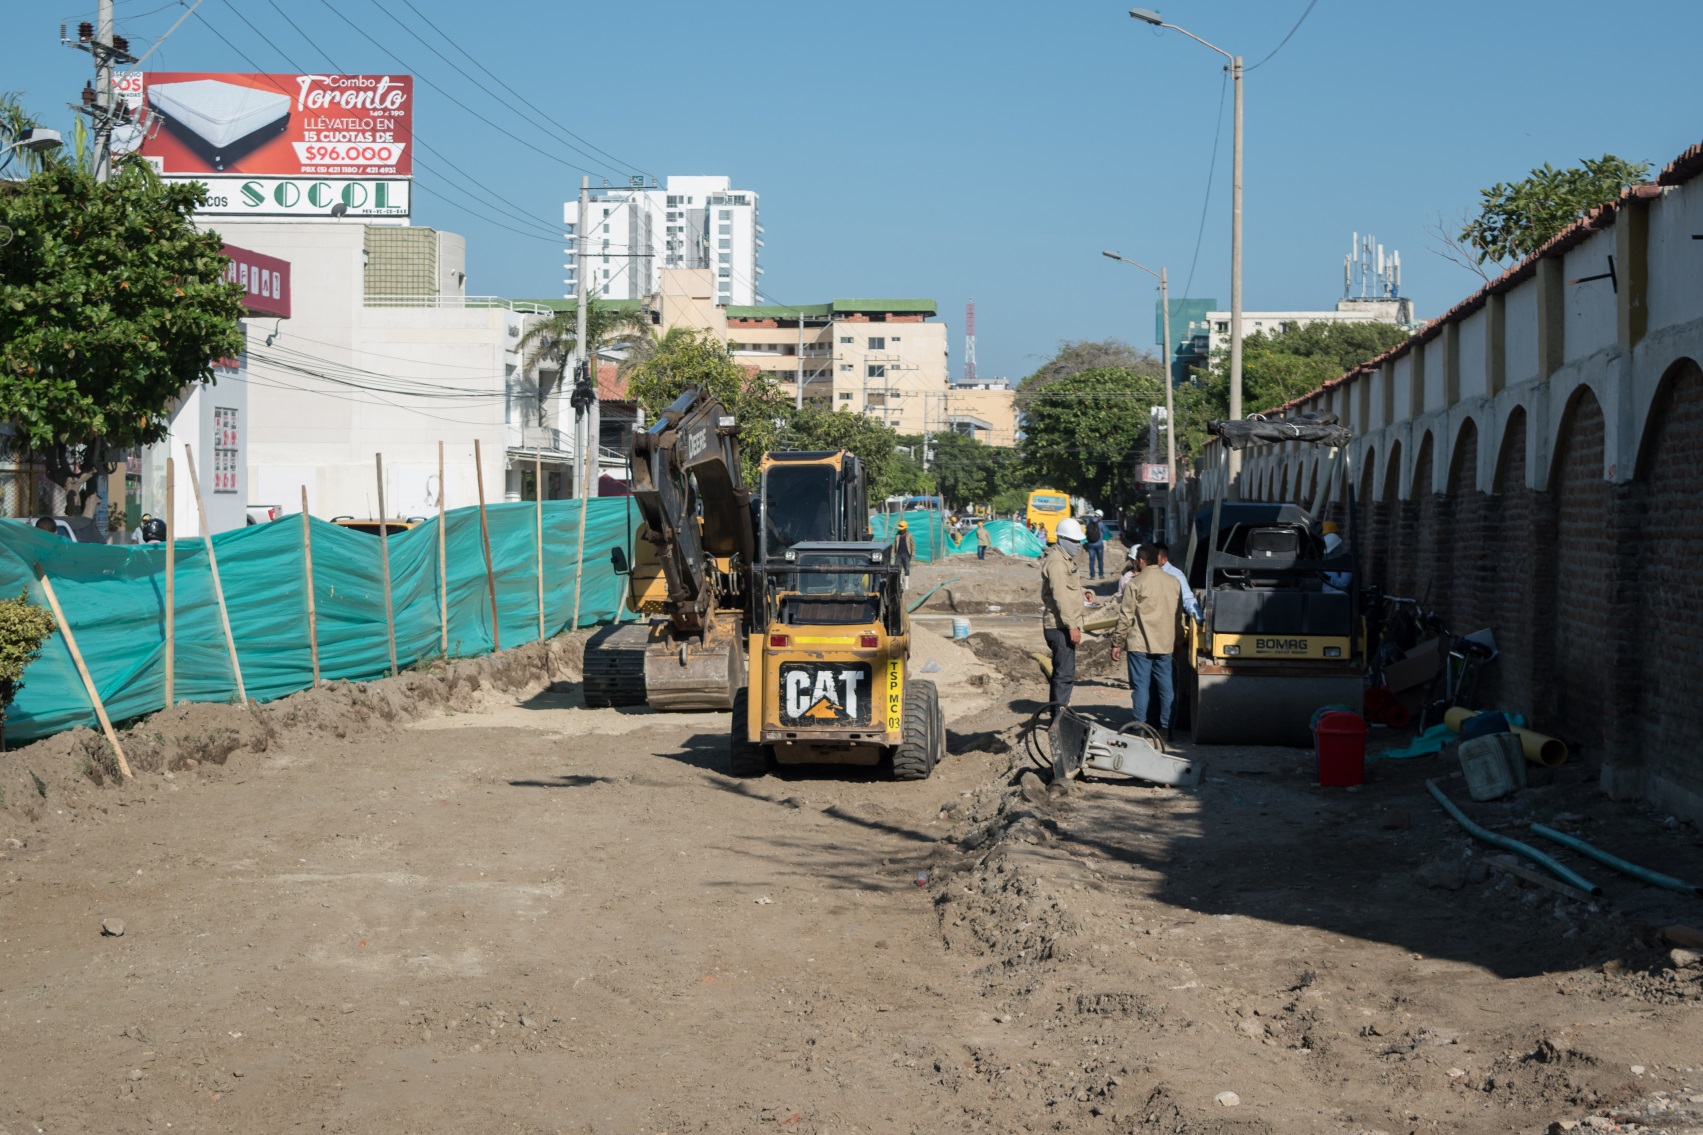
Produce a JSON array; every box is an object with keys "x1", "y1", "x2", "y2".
[{"x1": 3, "y1": 557, "x2": 1702, "y2": 1135}]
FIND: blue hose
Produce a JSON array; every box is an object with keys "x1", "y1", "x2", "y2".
[
  {"x1": 1424, "y1": 780, "x2": 1601, "y2": 896},
  {"x1": 1529, "y1": 823, "x2": 1702, "y2": 897}
]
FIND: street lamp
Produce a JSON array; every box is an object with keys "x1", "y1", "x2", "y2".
[
  {"x1": 1129, "y1": 8, "x2": 1245, "y2": 484},
  {"x1": 1103, "y1": 250, "x2": 1176, "y2": 541},
  {"x1": 0, "y1": 127, "x2": 64, "y2": 176}
]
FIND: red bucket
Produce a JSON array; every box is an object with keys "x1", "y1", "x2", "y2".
[{"x1": 1313, "y1": 710, "x2": 1367, "y2": 787}]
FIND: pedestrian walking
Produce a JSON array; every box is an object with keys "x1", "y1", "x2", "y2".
[
  {"x1": 895, "y1": 520, "x2": 915, "y2": 585},
  {"x1": 1084, "y1": 510, "x2": 1105, "y2": 579},
  {"x1": 1152, "y1": 542, "x2": 1202, "y2": 623},
  {"x1": 1040, "y1": 516, "x2": 1087, "y2": 717},
  {"x1": 975, "y1": 518, "x2": 991, "y2": 561},
  {"x1": 1111, "y1": 543, "x2": 1182, "y2": 733}
]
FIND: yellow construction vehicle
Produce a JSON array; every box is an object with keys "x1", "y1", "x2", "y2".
[
  {"x1": 583, "y1": 392, "x2": 944, "y2": 779},
  {"x1": 1180, "y1": 415, "x2": 1366, "y2": 746},
  {"x1": 733, "y1": 452, "x2": 942, "y2": 779}
]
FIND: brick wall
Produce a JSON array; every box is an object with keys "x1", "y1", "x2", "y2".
[
  {"x1": 1636, "y1": 361, "x2": 1703, "y2": 803},
  {"x1": 1549, "y1": 391, "x2": 1613, "y2": 757}
]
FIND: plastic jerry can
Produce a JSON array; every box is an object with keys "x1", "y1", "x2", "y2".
[{"x1": 1459, "y1": 732, "x2": 1525, "y2": 801}]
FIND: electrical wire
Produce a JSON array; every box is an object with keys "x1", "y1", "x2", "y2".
[
  {"x1": 392, "y1": 0, "x2": 645, "y2": 177},
  {"x1": 1180, "y1": 68, "x2": 1229, "y2": 302},
  {"x1": 1244, "y1": 0, "x2": 1319, "y2": 71}
]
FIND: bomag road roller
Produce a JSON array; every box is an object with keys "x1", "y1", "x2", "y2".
[{"x1": 1180, "y1": 413, "x2": 1366, "y2": 746}]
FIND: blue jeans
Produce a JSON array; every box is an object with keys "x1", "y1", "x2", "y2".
[
  {"x1": 977, "y1": 545, "x2": 986, "y2": 560},
  {"x1": 1086, "y1": 542, "x2": 1104, "y2": 578},
  {"x1": 1126, "y1": 651, "x2": 1174, "y2": 730}
]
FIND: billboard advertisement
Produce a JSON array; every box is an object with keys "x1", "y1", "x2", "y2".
[
  {"x1": 175, "y1": 176, "x2": 410, "y2": 218},
  {"x1": 135, "y1": 72, "x2": 412, "y2": 178}
]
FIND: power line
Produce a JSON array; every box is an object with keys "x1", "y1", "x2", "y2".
[
  {"x1": 1245, "y1": 0, "x2": 1319, "y2": 71},
  {"x1": 1180, "y1": 69, "x2": 1230, "y2": 302}
]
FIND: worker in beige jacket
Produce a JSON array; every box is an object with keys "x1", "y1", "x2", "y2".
[
  {"x1": 1111, "y1": 543, "x2": 1182, "y2": 731},
  {"x1": 1040, "y1": 516, "x2": 1086, "y2": 717}
]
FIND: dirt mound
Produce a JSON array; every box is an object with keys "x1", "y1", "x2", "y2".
[{"x1": 0, "y1": 634, "x2": 587, "y2": 837}]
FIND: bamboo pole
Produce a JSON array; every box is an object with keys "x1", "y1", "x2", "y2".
[
  {"x1": 300, "y1": 486, "x2": 320, "y2": 687},
  {"x1": 571, "y1": 433, "x2": 591, "y2": 630},
  {"x1": 164, "y1": 455, "x2": 175, "y2": 707},
  {"x1": 473, "y1": 439, "x2": 500, "y2": 651},
  {"x1": 34, "y1": 563, "x2": 131, "y2": 779},
  {"x1": 437, "y1": 440, "x2": 448, "y2": 658},
  {"x1": 183, "y1": 444, "x2": 247, "y2": 704},
  {"x1": 376, "y1": 453, "x2": 398, "y2": 677},
  {"x1": 534, "y1": 450, "x2": 545, "y2": 642}
]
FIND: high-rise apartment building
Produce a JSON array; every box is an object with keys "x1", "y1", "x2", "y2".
[{"x1": 563, "y1": 175, "x2": 761, "y2": 306}]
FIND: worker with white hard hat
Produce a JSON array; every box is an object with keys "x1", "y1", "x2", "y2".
[{"x1": 1040, "y1": 516, "x2": 1087, "y2": 717}]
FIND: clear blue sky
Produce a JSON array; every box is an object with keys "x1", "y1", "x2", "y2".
[{"x1": 7, "y1": 1, "x2": 1702, "y2": 382}]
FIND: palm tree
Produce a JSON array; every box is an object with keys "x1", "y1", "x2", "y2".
[{"x1": 518, "y1": 295, "x2": 657, "y2": 380}]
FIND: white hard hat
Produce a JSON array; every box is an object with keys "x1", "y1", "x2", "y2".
[
  {"x1": 1094, "y1": 509, "x2": 1103, "y2": 517},
  {"x1": 1055, "y1": 517, "x2": 1086, "y2": 543}
]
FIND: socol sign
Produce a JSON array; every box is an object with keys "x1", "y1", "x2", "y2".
[{"x1": 165, "y1": 176, "x2": 410, "y2": 217}]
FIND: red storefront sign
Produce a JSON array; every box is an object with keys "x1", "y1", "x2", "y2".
[{"x1": 222, "y1": 242, "x2": 291, "y2": 319}]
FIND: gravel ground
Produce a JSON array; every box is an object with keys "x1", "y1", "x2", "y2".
[{"x1": 1, "y1": 555, "x2": 1700, "y2": 1134}]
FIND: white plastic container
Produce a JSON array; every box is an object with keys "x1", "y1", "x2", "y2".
[
  {"x1": 1459, "y1": 733, "x2": 1524, "y2": 801},
  {"x1": 951, "y1": 617, "x2": 971, "y2": 639}
]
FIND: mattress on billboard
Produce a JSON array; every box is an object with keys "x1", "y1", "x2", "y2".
[
  {"x1": 147, "y1": 79, "x2": 292, "y2": 171},
  {"x1": 135, "y1": 72, "x2": 412, "y2": 179}
]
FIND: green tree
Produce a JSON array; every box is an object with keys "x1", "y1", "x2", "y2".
[
  {"x1": 624, "y1": 328, "x2": 790, "y2": 483},
  {"x1": 787, "y1": 410, "x2": 928, "y2": 501},
  {"x1": 0, "y1": 590, "x2": 55, "y2": 750},
  {"x1": 924, "y1": 431, "x2": 1022, "y2": 511},
  {"x1": 1459, "y1": 154, "x2": 1651, "y2": 269},
  {"x1": 1, "y1": 156, "x2": 247, "y2": 515},
  {"x1": 1016, "y1": 366, "x2": 1165, "y2": 508},
  {"x1": 1022, "y1": 338, "x2": 1163, "y2": 392},
  {"x1": 1203, "y1": 321, "x2": 1411, "y2": 419},
  {"x1": 518, "y1": 295, "x2": 656, "y2": 375}
]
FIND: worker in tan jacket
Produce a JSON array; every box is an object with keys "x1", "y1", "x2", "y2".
[
  {"x1": 1040, "y1": 516, "x2": 1087, "y2": 716},
  {"x1": 1111, "y1": 543, "x2": 1182, "y2": 731}
]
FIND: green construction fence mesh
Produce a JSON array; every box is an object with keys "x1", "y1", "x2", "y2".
[{"x1": 0, "y1": 498, "x2": 638, "y2": 744}]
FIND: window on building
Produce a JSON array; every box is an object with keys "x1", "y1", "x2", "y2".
[
  {"x1": 1215, "y1": 321, "x2": 1229, "y2": 332},
  {"x1": 563, "y1": 223, "x2": 575, "y2": 235},
  {"x1": 867, "y1": 364, "x2": 886, "y2": 378},
  {"x1": 838, "y1": 335, "x2": 853, "y2": 344},
  {"x1": 866, "y1": 392, "x2": 886, "y2": 407},
  {"x1": 718, "y1": 268, "x2": 731, "y2": 277},
  {"x1": 718, "y1": 224, "x2": 731, "y2": 235},
  {"x1": 666, "y1": 196, "x2": 681, "y2": 206},
  {"x1": 867, "y1": 337, "x2": 885, "y2": 350},
  {"x1": 719, "y1": 209, "x2": 731, "y2": 220},
  {"x1": 838, "y1": 392, "x2": 853, "y2": 401},
  {"x1": 889, "y1": 336, "x2": 901, "y2": 342},
  {"x1": 602, "y1": 208, "x2": 610, "y2": 218},
  {"x1": 839, "y1": 364, "x2": 852, "y2": 372},
  {"x1": 718, "y1": 238, "x2": 731, "y2": 249},
  {"x1": 718, "y1": 253, "x2": 731, "y2": 264}
]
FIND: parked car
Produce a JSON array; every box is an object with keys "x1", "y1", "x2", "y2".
[
  {"x1": 17, "y1": 515, "x2": 106, "y2": 543},
  {"x1": 247, "y1": 504, "x2": 282, "y2": 525},
  {"x1": 330, "y1": 516, "x2": 427, "y2": 537}
]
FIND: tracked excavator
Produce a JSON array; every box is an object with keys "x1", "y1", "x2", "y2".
[{"x1": 580, "y1": 388, "x2": 943, "y2": 780}]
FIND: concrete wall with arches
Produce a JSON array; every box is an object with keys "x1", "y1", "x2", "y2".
[{"x1": 1229, "y1": 140, "x2": 1703, "y2": 822}]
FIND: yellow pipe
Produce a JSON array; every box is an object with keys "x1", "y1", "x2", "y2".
[{"x1": 1444, "y1": 706, "x2": 1568, "y2": 767}]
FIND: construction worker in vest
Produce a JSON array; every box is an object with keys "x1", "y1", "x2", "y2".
[
  {"x1": 975, "y1": 518, "x2": 991, "y2": 560},
  {"x1": 895, "y1": 520, "x2": 916, "y2": 586},
  {"x1": 1041, "y1": 516, "x2": 1087, "y2": 718}
]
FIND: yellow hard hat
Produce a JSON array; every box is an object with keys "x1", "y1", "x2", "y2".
[
  {"x1": 897, "y1": 521, "x2": 908, "y2": 529},
  {"x1": 1321, "y1": 520, "x2": 1340, "y2": 535}
]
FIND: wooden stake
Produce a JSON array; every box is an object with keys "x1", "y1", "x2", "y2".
[
  {"x1": 534, "y1": 449, "x2": 545, "y2": 642},
  {"x1": 437, "y1": 440, "x2": 448, "y2": 658},
  {"x1": 376, "y1": 453, "x2": 398, "y2": 677},
  {"x1": 164, "y1": 455, "x2": 175, "y2": 707},
  {"x1": 34, "y1": 563, "x2": 131, "y2": 779},
  {"x1": 183, "y1": 444, "x2": 247, "y2": 705},
  {"x1": 571, "y1": 448, "x2": 591, "y2": 631},
  {"x1": 301, "y1": 485, "x2": 320, "y2": 687},
  {"x1": 473, "y1": 439, "x2": 500, "y2": 651}
]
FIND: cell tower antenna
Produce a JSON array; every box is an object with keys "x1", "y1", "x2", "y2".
[{"x1": 962, "y1": 300, "x2": 977, "y2": 385}]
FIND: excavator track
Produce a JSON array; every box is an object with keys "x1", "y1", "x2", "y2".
[{"x1": 582, "y1": 623, "x2": 652, "y2": 708}]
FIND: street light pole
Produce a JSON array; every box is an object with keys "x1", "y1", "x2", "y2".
[
  {"x1": 1130, "y1": 8, "x2": 1245, "y2": 488},
  {"x1": 1102, "y1": 250, "x2": 1176, "y2": 537}
]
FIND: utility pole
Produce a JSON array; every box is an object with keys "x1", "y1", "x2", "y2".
[
  {"x1": 574, "y1": 176, "x2": 590, "y2": 499},
  {"x1": 1228, "y1": 53, "x2": 1245, "y2": 488},
  {"x1": 795, "y1": 309, "x2": 804, "y2": 410},
  {"x1": 95, "y1": 0, "x2": 114, "y2": 181},
  {"x1": 1159, "y1": 265, "x2": 1176, "y2": 540}
]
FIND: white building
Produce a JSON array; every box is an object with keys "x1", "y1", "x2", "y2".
[
  {"x1": 564, "y1": 175, "x2": 761, "y2": 306},
  {"x1": 196, "y1": 219, "x2": 582, "y2": 521},
  {"x1": 1198, "y1": 296, "x2": 1418, "y2": 359}
]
